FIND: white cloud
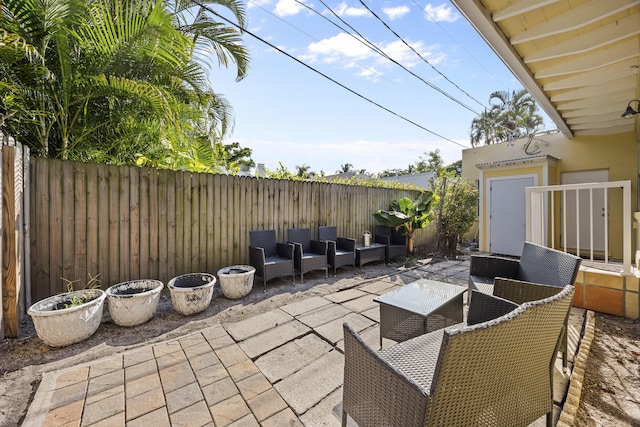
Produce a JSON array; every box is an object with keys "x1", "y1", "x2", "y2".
[
  {"x1": 379, "y1": 39, "x2": 445, "y2": 68},
  {"x1": 334, "y1": 1, "x2": 369, "y2": 17},
  {"x1": 274, "y1": 0, "x2": 307, "y2": 17},
  {"x1": 381, "y1": 5, "x2": 410, "y2": 21},
  {"x1": 299, "y1": 33, "x2": 445, "y2": 75},
  {"x1": 424, "y1": 3, "x2": 460, "y2": 23},
  {"x1": 299, "y1": 33, "x2": 375, "y2": 64}
]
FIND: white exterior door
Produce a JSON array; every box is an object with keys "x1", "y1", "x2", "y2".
[
  {"x1": 488, "y1": 176, "x2": 535, "y2": 256},
  {"x1": 561, "y1": 170, "x2": 608, "y2": 253}
]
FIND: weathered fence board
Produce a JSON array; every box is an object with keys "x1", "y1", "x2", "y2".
[{"x1": 1, "y1": 140, "x2": 29, "y2": 339}]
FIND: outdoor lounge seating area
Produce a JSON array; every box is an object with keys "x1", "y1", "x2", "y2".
[
  {"x1": 469, "y1": 242, "x2": 582, "y2": 369},
  {"x1": 342, "y1": 285, "x2": 575, "y2": 427},
  {"x1": 249, "y1": 226, "x2": 408, "y2": 289}
]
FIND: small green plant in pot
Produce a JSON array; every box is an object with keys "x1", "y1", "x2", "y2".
[
  {"x1": 373, "y1": 190, "x2": 439, "y2": 254},
  {"x1": 53, "y1": 274, "x2": 103, "y2": 310},
  {"x1": 28, "y1": 274, "x2": 106, "y2": 347}
]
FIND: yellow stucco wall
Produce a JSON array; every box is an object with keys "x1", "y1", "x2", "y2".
[{"x1": 462, "y1": 131, "x2": 638, "y2": 257}]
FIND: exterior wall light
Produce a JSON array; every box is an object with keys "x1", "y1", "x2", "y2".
[{"x1": 621, "y1": 99, "x2": 640, "y2": 118}]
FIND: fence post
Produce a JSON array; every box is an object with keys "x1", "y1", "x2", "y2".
[{"x1": 2, "y1": 146, "x2": 19, "y2": 338}]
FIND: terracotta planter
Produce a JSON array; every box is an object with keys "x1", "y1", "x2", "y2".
[
  {"x1": 106, "y1": 279, "x2": 163, "y2": 327},
  {"x1": 27, "y1": 289, "x2": 106, "y2": 347},
  {"x1": 168, "y1": 273, "x2": 216, "y2": 315},
  {"x1": 217, "y1": 265, "x2": 255, "y2": 299}
]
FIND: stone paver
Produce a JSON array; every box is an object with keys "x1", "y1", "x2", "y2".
[
  {"x1": 323, "y1": 288, "x2": 367, "y2": 303},
  {"x1": 165, "y1": 382, "x2": 204, "y2": 414},
  {"x1": 224, "y1": 309, "x2": 293, "y2": 342},
  {"x1": 201, "y1": 377, "x2": 238, "y2": 407},
  {"x1": 255, "y1": 334, "x2": 332, "y2": 383},
  {"x1": 81, "y1": 390, "x2": 124, "y2": 426},
  {"x1": 169, "y1": 400, "x2": 212, "y2": 427},
  {"x1": 246, "y1": 388, "x2": 288, "y2": 422},
  {"x1": 340, "y1": 294, "x2": 378, "y2": 313},
  {"x1": 238, "y1": 320, "x2": 310, "y2": 359},
  {"x1": 280, "y1": 296, "x2": 332, "y2": 317},
  {"x1": 274, "y1": 350, "x2": 344, "y2": 415},
  {"x1": 296, "y1": 303, "x2": 352, "y2": 328},
  {"x1": 262, "y1": 408, "x2": 304, "y2": 427},
  {"x1": 298, "y1": 386, "x2": 342, "y2": 427},
  {"x1": 22, "y1": 259, "x2": 585, "y2": 427},
  {"x1": 358, "y1": 280, "x2": 397, "y2": 295},
  {"x1": 314, "y1": 312, "x2": 375, "y2": 345}
]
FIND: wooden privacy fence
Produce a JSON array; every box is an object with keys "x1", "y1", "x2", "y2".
[
  {"x1": 29, "y1": 158, "x2": 429, "y2": 309},
  {"x1": 1, "y1": 136, "x2": 29, "y2": 340}
]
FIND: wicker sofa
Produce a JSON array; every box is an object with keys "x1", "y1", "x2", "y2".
[
  {"x1": 469, "y1": 241, "x2": 581, "y2": 368},
  {"x1": 342, "y1": 284, "x2": 575, "y2": 427}
]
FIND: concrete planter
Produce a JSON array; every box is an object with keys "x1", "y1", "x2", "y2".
[
  {"x1": 168, "y1": 273, "x2": 216, "y2": 315},
  {"x1": 27, "y1": 289, "x2": 106, "y2": 347},
  {"x1": 217, "y1": 265, "x2": 255, "y2": 299},
  {"x1": 106, "y1": 279, "x2": 163, "y2": 327}
]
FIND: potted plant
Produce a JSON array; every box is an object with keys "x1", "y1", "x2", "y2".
[
  {"x1": 373, "y1": 190, "x2": 439, "y2": 253},
  {"x1": 27, "y1": 274, "x2": 106, "y2": 347},
  {"x1": 217, "y1": 265, "x2": 255, "y2": 299},
  {"x1": 167, "y1": 273, "x2": 216, "y2": 315},
  {"x1": 105, "y1": 279, "x2": 164, "y2": 327}
]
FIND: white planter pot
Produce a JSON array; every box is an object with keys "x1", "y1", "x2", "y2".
[
  {"x1": 106, "y1": 279, "x2": 163, "y2": 327},
  {"x1": 27, "y1": 289, "x2": 106, "y2": 347},
  {"x1": 217, "y1": 265, "x2": 255, "y2": 299},
  {"x1": 168, "y1": 273, "x2": 216, "y2": 315}
]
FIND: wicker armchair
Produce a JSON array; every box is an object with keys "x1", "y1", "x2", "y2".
[
  {"x1": 375, "y1": 225, "x2": 407, "y2": 263},
  {"x1": 287, "y1": 228, "x2": 328, "y2": 282},
  {"x1": 318, "y1": 226, "x2": 356, "y2": 276},
  {"x1": 342, "y1": 285, "x2": 575, "y2": 427},
  {"x1": 248, "y1": 230, "x2": 295, "y2": 291},
  {"x1": 469, "y1": 241, "x2": 581, "y2": 368}
]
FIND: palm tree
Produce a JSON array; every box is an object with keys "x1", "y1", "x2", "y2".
[
  {"x1": 295, "y1": 164, "x2": 312, "y2": 179},
  {"x1": 0, "y1": 0, "x2": 249, "y2": 167},
  {"x1": 338, "y1": 163, "x2": 353, "y2": 173},
  {"x1": 469, "y1": 89, "x2": 543, "y2": 146}
]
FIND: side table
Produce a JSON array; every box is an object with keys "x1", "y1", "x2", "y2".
[
  {"x1": 374, "y1": 279, "x2": 466, "y2": 347},
  {"x1": 355, "y1": 243, "x2": 386, "y2": 266}
]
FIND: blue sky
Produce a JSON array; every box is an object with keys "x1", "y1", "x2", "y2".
[{"x1": 209, "y1": 1, "x2": 551, "y2": 175}]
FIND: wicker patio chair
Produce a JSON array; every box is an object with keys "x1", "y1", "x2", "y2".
[
  {"x1": 248, "y1": 230, "x2": 295, "y2": 291},
  {"x1": 342, "y1": 285, "x2": 575, "y2": 427},
  {"x1": 375, "y1": 225, "x2": 407, "y2": 263},
  {"x1": 469, "y1": 241, "x2": 581, "y2": 368},
  {"x1": 287, "y1": 228, "x2": 328, "y2": 282},
  {"x1": 318, "y1": 226, "x2": 356, "y2": 276}
]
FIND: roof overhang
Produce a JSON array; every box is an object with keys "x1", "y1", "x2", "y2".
[{"x1": 451, "y1": 0, "x2": 640, "y2": 138}]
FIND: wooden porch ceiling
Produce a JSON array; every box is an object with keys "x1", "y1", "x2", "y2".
[{"x1": 451, "y1": 0, "x2": 640, "y2": 138}]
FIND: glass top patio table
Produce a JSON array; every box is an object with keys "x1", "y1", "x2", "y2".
[{"x1": 374, "y1": 279, "x2": 466, "y2": 347}]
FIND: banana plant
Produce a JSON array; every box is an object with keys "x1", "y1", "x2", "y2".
[{"x1": 373, "y1": 191, "x2": 439, "y2": 253}]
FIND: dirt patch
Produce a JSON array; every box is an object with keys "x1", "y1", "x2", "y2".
[{"x1": 575, "y1": 313, "x2": 640, "y2": 426}]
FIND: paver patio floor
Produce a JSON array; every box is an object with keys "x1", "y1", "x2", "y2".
[{"x1": 23, "y1": 258, "x2": 585, "y2": 426}]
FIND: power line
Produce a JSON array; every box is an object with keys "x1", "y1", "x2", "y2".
[
  {"x1": 247, "y1": 0, "x2": 388, "y2": 83},
  {"x1": 412, "y1": 0, "x2": 509, "y2": 88},
  {"x1": 190, "y1": 0, "x2": 470, "y2": 148},
  {"x1": 292, "y1": 0, "x2": 481, "y2": 116},
  {"x1": 359, "y1": 0, "x2": 486, "y2": 110}
]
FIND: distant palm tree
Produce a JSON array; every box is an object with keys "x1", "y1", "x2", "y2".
[
  {"x1": 338, "y1": 163, "x2": 354, "y2": 173},
  {"x1": 469, "y1": 89, "x2": 543, "y2": 146},
  {"x1": 295, "y1": 164, "x2": 312, "y2": 179}
]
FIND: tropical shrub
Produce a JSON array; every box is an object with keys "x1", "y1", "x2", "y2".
[
  {"x1": 373, "y1": 191, "x2": 439, "y2": 253},
  {"x1": 432, "y1": 176, "x2": 478, "y2": 256}
]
